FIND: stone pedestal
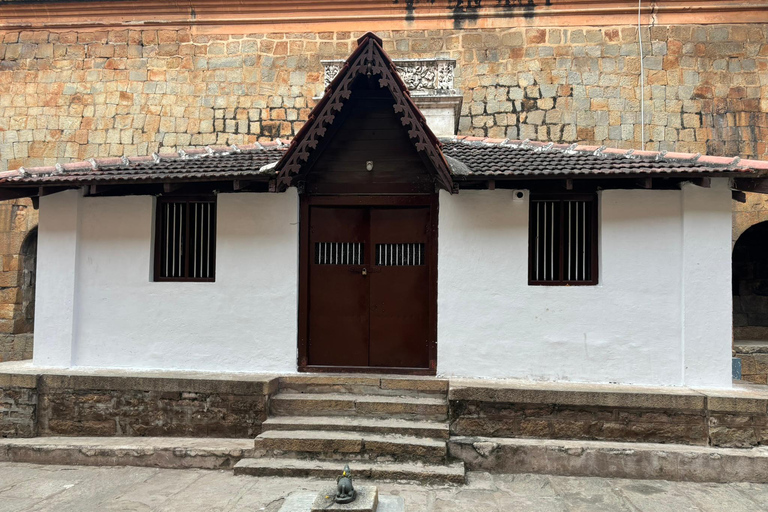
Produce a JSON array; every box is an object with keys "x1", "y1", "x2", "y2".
[
  {"x1": 278, "y1": 488, "x2": 404, "y2": 512},
  {"x1": 311, "y1": 486, "x2": 378, "y2": 512}
]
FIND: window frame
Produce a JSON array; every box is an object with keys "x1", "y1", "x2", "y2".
[
  {"x1": 153, "y1": 195, "x2": 217, "y2": 283},
  {"x1": 528, "y1": 192, "x2": 599, "y2": 287}
]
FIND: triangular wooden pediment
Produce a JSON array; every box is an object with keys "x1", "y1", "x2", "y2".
[{"x1": 275, "y1": 32, "x2": 454, "y2": 193}]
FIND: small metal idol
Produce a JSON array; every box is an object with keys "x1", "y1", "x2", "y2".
[{"x1": 335, "y1": 464, "x2": 356, "y2": 504}]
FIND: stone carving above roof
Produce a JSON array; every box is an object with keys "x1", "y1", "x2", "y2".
[{"x1": 322, "y1": 58, "x2": 457, "y2": 96}]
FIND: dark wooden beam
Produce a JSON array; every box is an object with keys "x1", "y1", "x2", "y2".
[
  {"x1": 690, "y1": 177, "x2": 711, "y2": 188},
  {"x1": 86, "y1": 185, "x2": 113, "y2": 196},
  {"x1": 635, "y1": 177, "x2": 653, "y2": 189},
  {"x1": 732, "y1": 190, "x2": 747, "y2": 203},
  {"x1": 0, "y1": 188, "x2": 38, "y2": 200},
  {"x1": 733, "y1": 178, "x2": 768, "y2": 194},
  {"x1": 163, "y1": 182, "x2": 183, "y2": 193},
  {"x1": 233, "y1": 180, "x2": 262, "y2": 191}
]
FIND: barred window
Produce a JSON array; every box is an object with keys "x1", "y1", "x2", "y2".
[
  {"x1": 529, "y1": 194, "x2": 598, "y2": 286},
  {"x1": 154, "y1": 197, "x2": 216, "y2": 282}
]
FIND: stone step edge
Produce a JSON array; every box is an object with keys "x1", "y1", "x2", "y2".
[
  {"x1": 449, "y1": 436, "x2": 768, "y2": 484},
  {"x1": 233, "y1": 457, "x2": 465, "y2": 484},
  {"x1": 257, "y1": 429, "x2": 447, "y2": 448},
  {"x1": 261, "y1": 416, "x2": 450, "y2": 439},
  {"x1": 255, "y1": 429, "x2": 447, "y2": 463},
  {"x1": 0, "y1": 437, "x2": 254, "y2": 470},
  {"x1": 270, "y1": 392, "x2": 448, "y2": 419},
  {"x1": 270, "y1": 392, "x2": 448, "y2": 405}
]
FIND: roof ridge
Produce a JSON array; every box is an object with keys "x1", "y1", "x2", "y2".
[
  {"x1": 4, "y1": 139, "x2": 291, "y2": 177},
  {"x1": 441, "y1": 137, "x2": 768, "y2": 172}
]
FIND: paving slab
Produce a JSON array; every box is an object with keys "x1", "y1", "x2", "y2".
[{"x1": 1, "y1": 463, "x2": 768, "y2": 511}]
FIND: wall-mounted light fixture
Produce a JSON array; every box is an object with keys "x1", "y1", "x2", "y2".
[{"x1": 366, "y1": 161, "x2": 374, "y2": 171}]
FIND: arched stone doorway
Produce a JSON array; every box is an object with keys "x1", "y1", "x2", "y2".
[{"x1": 733, "y1": 221, "x2": 768, "y2": 383}]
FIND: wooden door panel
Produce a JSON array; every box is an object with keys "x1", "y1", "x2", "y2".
[
  {"x1": 370, "y1": 267, "x2": 430, "y2": 368},
  {"x1": 308, "y1": 207, "x2": 369, "y2": 367},
  {"x1": 368, "y1": 207, "x2": 431, "y2": 368}
]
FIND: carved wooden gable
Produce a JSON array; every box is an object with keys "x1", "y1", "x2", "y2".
[{"x1": 275, "y1": 32, "x2": 454, "y2": 194}]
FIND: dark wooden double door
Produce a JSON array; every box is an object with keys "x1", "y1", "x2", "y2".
[{"x1": 304, "y1": 200, "x2": 435, "y2": 371}]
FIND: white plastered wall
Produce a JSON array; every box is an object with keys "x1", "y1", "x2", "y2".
[
  {"x1": 437, "y1": 179, "x2": 733, "y2": 388},
  {"x1": 32, "y1": 181, "x2": 733, "y2": 386},
  {"x1": 33, "y1": 189, "x2": 300, "y2": 373}
]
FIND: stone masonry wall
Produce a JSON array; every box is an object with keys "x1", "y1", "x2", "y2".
[
  {"x1": 450, "y1": 385, "x2": 768, "y2": 449},
  {"x1": 0, "y1": 334, "x2": 33, "y2": 363},
  {"x1": 36, "y1": 374, "x2": 275, "y2": 438},
  {"x1": 0, "y1": 374, "x2": 37, "y2": 438},
  {"x1": 0, "y1": 199, "x2": 37, "y2": 343},
  {"x1": 0, "y1": 25, "x2": 767, "y2": 172}
]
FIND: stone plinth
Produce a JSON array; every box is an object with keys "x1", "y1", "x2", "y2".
[
  {"x1": 279, "y1": 489, "x2": 404, "y2": 512},
  {"x1": 311, "y1": 486, "x2": 378, "y2": 512}
]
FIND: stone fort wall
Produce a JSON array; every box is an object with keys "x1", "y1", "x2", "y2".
[{"x1": 0, "y1": 24, "x2": 766, "y2": 173}]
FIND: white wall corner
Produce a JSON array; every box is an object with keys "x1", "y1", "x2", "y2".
[
  {"x1": 33, "y1": 189, "x2": 82, "y2": 368},
  {"x1": 681, "y1": 178, "x2": 733, "y2": 388}
]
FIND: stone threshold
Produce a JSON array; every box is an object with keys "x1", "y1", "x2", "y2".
[{"x1": 450, "y1": 436, "x2": 768, "y2": 483}]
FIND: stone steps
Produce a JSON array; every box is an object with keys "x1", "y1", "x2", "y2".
[
  {"x1": 261, "y1": 415, "x2": 450, "y2": 439},
  {"x1": 269, "y1": 392, "x2": 448, "y2": 420},
  {"x1": 233, "y1": 457, "x2": 466, "y2": 485},
  {"x1": 278, "y1": 375, "x2": 448, "y2": 398},
  {"x1": 244, "y1": 374, "x2": 461, "y2": 484},
  {"x1": 0, "y1": 436, "x2": 253, "y2": 469},
  {"x1": 254, "y1": 429, "x2": 447, "y2": 464}
]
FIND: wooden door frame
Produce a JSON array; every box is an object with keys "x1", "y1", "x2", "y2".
[{"x1": 298, "y1": 194, "x2": 439, "y2": 375}]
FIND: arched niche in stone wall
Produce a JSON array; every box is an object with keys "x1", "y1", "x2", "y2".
[{"x1": 733, "y1": 221, "x2": 768, "y2": 342}]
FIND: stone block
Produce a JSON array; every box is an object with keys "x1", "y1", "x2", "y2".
[{"x1": 311, "y1": 486, "x2": 378, "y2": 512}]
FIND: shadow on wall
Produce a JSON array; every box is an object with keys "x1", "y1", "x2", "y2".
[{"x1": 0, "y1": 227, "x2": 36, "y2": 363}]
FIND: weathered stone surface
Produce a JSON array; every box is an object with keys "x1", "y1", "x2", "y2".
[
  {"x1": 311, "y1": 486, "x2": 378, "y2": 512},
  {"x1": 449, "y1": 400, "x2": 709, "y2": 445},
  {"x1": 0, "y1": 385, "x2": 36, "y2": 437},
  {"x1": 2, "y1": 25, "x2": 767, "y2": 176},
  {"x1": 37, "y1": 387, "x2": 268, "y2": 437},
  {"x1": 277, "y1": 375, "x2": 448, "y2": 397},
  {"x1": 261, "y1": 416, "x2": 450, "y2": 439},
  {"x1": 0, "y1": 334, "x2": 32, "y2": 363},
  {"x1": 270, "y1": 393, "x2": 447, "y2": 420},
  {"x1": 234, "y1": 458, "x2": 466, "y2": 485},
  {"x1": 449, "y1": 379, "x2": 706, "y2": 409},
  {"x1": 449, "y1": 436, "x2": 768, "y2": 483},
  {"x1": 0, "y1": 436, "x2": 253, "y2": 469}
]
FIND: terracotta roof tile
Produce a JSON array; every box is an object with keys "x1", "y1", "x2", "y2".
[
  {"x1": 441, "y1": 138, "x2": 763, "y2": 177},
  {"x1": 0, "y1": 137, "x2": 763, "y2": 188}
]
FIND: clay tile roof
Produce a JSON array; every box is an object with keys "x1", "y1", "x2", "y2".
[
  {"x1": 0, "y1": 137, "x2": 764, "y2": 189},
  {"x1": 0, "y1": 143, "x2": 289, "y2": 185},
  {"x1": 441, "y1": 138, "x2": 766, "y2": 177}
]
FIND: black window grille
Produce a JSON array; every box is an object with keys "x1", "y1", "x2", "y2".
[
  {"x1": 529, "y1": 194, "x2": 598, "y2": 286},
  {"x1": 154, "y1": 197, "x2": 216, "y2": 282}
]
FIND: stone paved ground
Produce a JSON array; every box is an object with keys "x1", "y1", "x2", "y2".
[{"x1": 1, "y1": 463, "x2": 768, "y2": 511}]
